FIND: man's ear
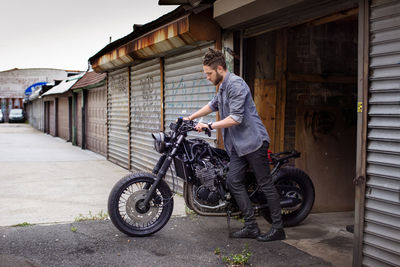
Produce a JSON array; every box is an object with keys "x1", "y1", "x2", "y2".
[{"x1": 217, "y1": 65, "x2": 224, "y2": 74}]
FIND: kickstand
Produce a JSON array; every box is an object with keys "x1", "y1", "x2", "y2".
[{"x1": 226, "y1": 209, "x2": 232, "y2": 237}]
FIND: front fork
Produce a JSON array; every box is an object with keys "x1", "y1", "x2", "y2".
[{"x1": 141, "y1": 135, "x2": 184, "y2": 208}]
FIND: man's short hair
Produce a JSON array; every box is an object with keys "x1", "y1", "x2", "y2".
[{"x1": 203, "y1": 48, "x2": 227, "y2": 70}]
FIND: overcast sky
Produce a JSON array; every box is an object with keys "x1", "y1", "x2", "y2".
[{"x1": 0, "y1": 0, "x2": 177, "y2": 72}]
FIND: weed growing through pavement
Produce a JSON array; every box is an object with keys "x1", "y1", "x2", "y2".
[
  {"x1": 185, "y1": 205, "x2": 197, "y2": 220},
  {"x1": 12, "y1": 222, "x2": 35, "y2": 227},
  {"x1": 74, "y1": 210, "x2": 109, "y2": 222},
  {"x1": 70, "y1": 226, "x2": 77, "y2": 232},
  {"x1": 215, "y1": 243, "x2": 252, "y2": 266}
]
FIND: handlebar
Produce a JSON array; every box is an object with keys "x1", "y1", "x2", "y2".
[
  {"x1": 201, "y1": 127, "x2": 212, "y2": 137},
  {"x1": 171, "y1": 118, "x2": 211, "y2": 137}
]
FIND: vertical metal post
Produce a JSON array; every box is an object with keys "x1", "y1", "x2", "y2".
[
  {"x1": 216, "y1": 36, "x2": 224, "y2": 149},
  {"x1": 128, "y1": 67, "x2": 132, "y2": 170},
  {"x1": 353, "y1": 0, "x2": 369, "y2": 266},
  {"x1": 106, "y1": 72, "x2": 109, "y2": 160},
  {"x1": 160, "y1": 58, "x2": 165, "y2": 131}
]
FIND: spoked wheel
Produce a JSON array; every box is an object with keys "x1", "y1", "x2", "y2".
[
  {"x1": 108, "y1": 172, "x2": 173, "y2": 236},
  {"x1": 261, "y1": 167, "x2": 315, "y2": 227}
]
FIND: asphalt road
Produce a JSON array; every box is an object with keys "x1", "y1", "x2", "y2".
[
  {"x1": 0, "y1": 216, "x2": 330, "y2": 267},
  {"x1": 0, "y1": 123, "x2": 348, "y2": 266}
]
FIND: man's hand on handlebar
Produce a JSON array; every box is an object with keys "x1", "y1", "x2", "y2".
[{"x1": 195, "y1": 122, "x2": 208, "y2": 132}]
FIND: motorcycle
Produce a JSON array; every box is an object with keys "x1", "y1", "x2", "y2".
[{"x1": 108, "y1": 118, "x2": 315, "y2": 237}]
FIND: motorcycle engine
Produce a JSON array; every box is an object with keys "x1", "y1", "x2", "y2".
[{"x1": 194, "y1": 158, "x2": 223, "y2": 205}]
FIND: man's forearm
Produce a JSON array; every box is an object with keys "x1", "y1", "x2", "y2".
[
  {"x1": 211, "y1": 116, "x2": 239, "y2": 129},
  {"x1": 189, "y1": 105, "x2": 213, "y2": 120},
  {"x1": 194, "y1": 115, "x2": 239, "y2": 132}
]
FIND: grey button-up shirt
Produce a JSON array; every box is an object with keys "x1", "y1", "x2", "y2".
[{"x1": 208, "y1": 72, "x2": 270, "y2": 157}]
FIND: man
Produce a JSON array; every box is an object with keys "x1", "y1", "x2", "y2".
[{"x1": 184, "y1": 48, "x2": 285, "y2": 242}]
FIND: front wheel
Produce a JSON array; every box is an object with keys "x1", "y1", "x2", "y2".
[
  {"x1": 261, "y1": 167, "x2": 315, "y2": 227},
  {"x1": 108, "y1": 172, "x2": 174, "y2": 236}
]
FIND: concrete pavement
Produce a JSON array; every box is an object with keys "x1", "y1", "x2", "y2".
[{"x1": 0, "y1": 123, "x2": 185, "y2": 226}]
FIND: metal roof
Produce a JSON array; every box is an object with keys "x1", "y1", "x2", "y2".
[
  {"x1": 88, "y1": 6, "x2": 187, "y2": 64},
  {"x1": 89, "y1": 5, "x2": 220, "y2": 73},
  {"x1": 41, "y1": 73, "x2": 85, "y2": 96},
  {"x1": 70, "y1": 71, "x2": 106, "y2": 90}
]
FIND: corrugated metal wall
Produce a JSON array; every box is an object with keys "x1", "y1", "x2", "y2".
[
  {"x1": 363, "y1": 0, "x2": 400, "y2": 266},
  {"x1": 164, "y1": 43, "x2": 217, "y2": 145},
  {"x1": 108, "y1": 68, "x2": 130, "y2": 169},
  {"x1": 29, "y1": 99, "x2": 44, "y2": 131},
  {"x1": 57, "y1": 97, "x2": 69, "y2": 141},
  {"x1": 86, "y1": 85, "x2": 107, "y2": 156},
  {"x1": 130, "y1": 59, "x2": 161, "y2": 172}
]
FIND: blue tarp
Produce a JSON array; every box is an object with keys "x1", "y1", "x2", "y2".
[{"x1": 24, "y1": 82, "x2": 47, "y2": 96}]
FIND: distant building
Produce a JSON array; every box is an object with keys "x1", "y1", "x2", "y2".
[{"x1": 0, "y1": 68, "x2": 81, "y2": 121}]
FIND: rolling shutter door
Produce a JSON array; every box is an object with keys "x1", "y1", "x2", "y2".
[
  {"x1": 163, "y1": 43, "x2": 217, "y2": 191},
  {"x1": 108, "y1": 68, "x2": 130, "y2": 169},
  {"x1": 164, "y1": 43, "x2": 217, "y2": 145},
  {"x1": 130, "y1": 59, "x2": 162, "y2": 172},
  {"x1": 363, "y1": 1, "x2": 400, "y2": 266},
  {"x1": 87, "y1": 85, "x2": 107, "y2": 156},
  {"x1": 57, "y1": 97, "x2": 69, "y2": 141}
]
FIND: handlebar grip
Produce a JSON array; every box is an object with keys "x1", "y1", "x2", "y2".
[{"x1": 202, "y1": 127, "x2": 212, "y2": 137}]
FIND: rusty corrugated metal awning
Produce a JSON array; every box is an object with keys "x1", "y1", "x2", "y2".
[{"x1": 89, "y1": 7, "x2": 220, "y2": 72}]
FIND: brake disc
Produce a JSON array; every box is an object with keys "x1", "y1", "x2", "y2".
[{"x1": 125, "y1": 189, "x2": 159, "y2": 224}]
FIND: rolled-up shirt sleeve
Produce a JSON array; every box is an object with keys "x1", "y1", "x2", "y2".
[
  {"x1": 228, "y1": 79, "x2": 246, "y2": 124},
  {"x1": 208, "y1": 95, "x2": 219, "y2": 112}
]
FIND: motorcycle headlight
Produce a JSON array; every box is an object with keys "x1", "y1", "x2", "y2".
[{"x1": 152, "y1": 132, "x2": 167, "y2": 153}]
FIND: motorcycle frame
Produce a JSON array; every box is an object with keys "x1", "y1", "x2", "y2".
[{"x1": 145, "y1": 119, "x2": 302, "y2": 216}]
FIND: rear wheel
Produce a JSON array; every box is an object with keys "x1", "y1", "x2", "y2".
[
  {"x1": 261, "y1": 167, "x2": 315, "y2": 227},
  {"x1": 108, "y1": 172, "x2": 173, "y2": 236}
]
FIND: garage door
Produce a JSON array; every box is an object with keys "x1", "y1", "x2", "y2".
[{"x1": 107, "y1": 68, "x2": 130, "y2": 169}]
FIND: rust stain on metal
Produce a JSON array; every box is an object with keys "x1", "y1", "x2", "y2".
[
  {"x1": 129, "y1": 16, "x2": 189, "y2": 53},
  {"x1": 91, "y1": 10, "x2": 220, "y2": 72},
  {"x1": 92, "y1": 46, "x2": 131, "y2": 72}
]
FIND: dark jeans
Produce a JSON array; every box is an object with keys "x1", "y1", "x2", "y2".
[{"x1": 227, "y1": 142, "x2": 283, "y2": 229}]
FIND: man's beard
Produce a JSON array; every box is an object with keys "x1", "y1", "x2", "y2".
[{"x1": 213, "y1": 72, "x2": 223, "y2": 85}]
